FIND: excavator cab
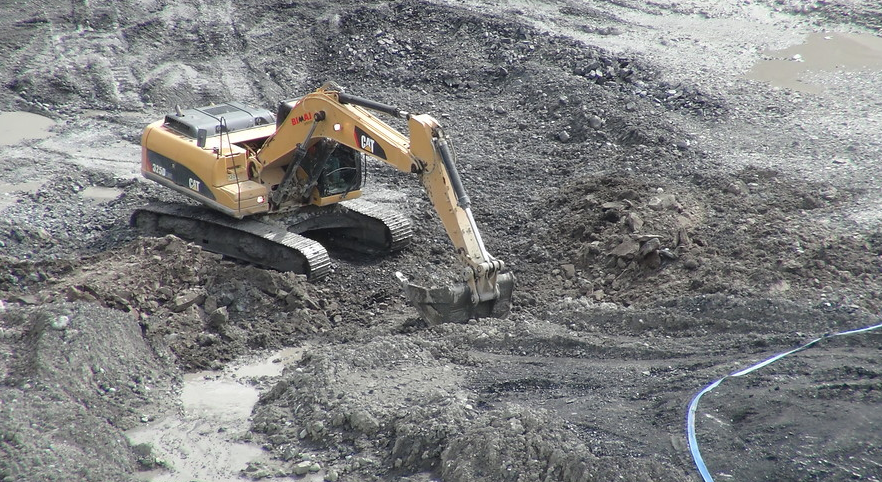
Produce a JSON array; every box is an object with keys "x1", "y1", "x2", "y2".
[
  {"x1": 295, "y1": 140, "x2": 365, "y2": 205},
  {"x1": 318, "y1": 147, "x2": 364, "y2": 197}
]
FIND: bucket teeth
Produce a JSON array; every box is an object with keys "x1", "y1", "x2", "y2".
[{"x1": 396, "y1": 272, "x2": 515, "y2": 325}]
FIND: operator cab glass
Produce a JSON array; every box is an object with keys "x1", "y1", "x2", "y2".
[{"x1": 319, "y1": 146, "x2": 364, "y2": 196}]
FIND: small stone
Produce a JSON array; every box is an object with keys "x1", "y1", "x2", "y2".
[
  {"x1": 675, "y1": 228, "x2": 692, "y2": 247},
  {"x1": 203, "y1": 296, "x2": 218, "y2": 314},
  {"x1": 325, "y1": 469, "x2": 340, "y2": 482},
  {"x1": 659, "y1": 249, "x2": 678, "y2": 260},
  {"x1": 292, "y1": 461, "x2": 312, "y2": 475},
  {"x1": 309, "y1": 462, "x2": 321, "y2": 473},
  {"x1": 769, "y1": 279, "x2": 791, "y2": 294},
  {"x1": 13, "y1": 294, "x2": 38, "y2": 305},
  {"x1": 625, "y1": 212, "x2": 643, "y2": 232},
  {"x1": 643, "y1": 250, "x2": 661, "y2": 269},
  {"x1": 561, "y1": 264, "x2": 576, "y2": 280},
  {"x1": 601, "y1": 201, "x2": 627, "y2": 210},
  {"x1": 588, "y1": 115, "x2": 602, "y2": 129},
  {"x1": 639, "y1": 238, "x2": 661, "y2": 257},
  {"x1": 683, "y1": 258, "x2": 700, "y2": 270},
  {"x1": 723, "y1": 181, "x2": 748, "y2": 196},
  {"x1": 50, "y1": 315, "x2": 70, "y2": 330},
  {"x1": 611, "y1": 237, "x2": 640, "y2": 258},
  {"x1": 819, "y1": 187, "x2": 838, "y2": 201},
  {"x1": 208, "y1": 307, "x2": 229, "y2": 329},
  {"x1": 558, "y1": 131, "x2": 571, "y2": 142},
  {"x1": 349, "y1": 410, "x2": 380, "y2": 434},
  {"x1": 494, "y1": 105, "x2": 507, "y2": 114},
  {"x1": 647, "y1": 193, "x2": 681, "y2": 211},
  {"x1": 171, "y1": 291, "x2": 205, "y2": 312}
]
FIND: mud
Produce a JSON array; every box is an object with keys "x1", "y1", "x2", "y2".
[
  {"x1": 0, "y1": 112, "x2": 55, "y2": 146},
  {"x1": 1, "y1": 0, "x2": 882, "y2": 481},
  {"x1": 746, "y1": 32, "x2": 882, "y2": 93},
  {"x1": 127, "y1": 349, "x2": 311, "y2": 482}
]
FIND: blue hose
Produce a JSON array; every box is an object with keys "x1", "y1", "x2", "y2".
[{"x1": 686, "y1": 320, "x2": 882, "y2": 481}]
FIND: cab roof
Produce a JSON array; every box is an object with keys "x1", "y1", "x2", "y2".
[{"x1": 163, "y1": 102, "x2": 274, "y2": 138}]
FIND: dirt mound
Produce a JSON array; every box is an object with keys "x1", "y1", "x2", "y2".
[
  {"x1": 250, "y1": 328, "x2": 681, "y2": 481},
  {"x1": 2, "y1": 235, "x2": 331, "y2": 370},
  {"x1": 0, "y1": 302, "x2": 176, "y2": 481},
  {"x1": 540, "y1": 167, "x2": 882, "y2": 312}
]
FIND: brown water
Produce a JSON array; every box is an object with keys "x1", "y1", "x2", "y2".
[
  {"x1": 0, "y1": 111, "x2": 55, "y2": 146},
  {"x1": 127, "y1": 348, "x2": 318, "y2": 482},
  {"x1": 80, "y1": 186, "x2": 122, "y2": 203},
  {"x1": 746, "y1": 32, "x2": 882, "y2": 93},
  {"x1": 0, "y1": 180, "x2": 44, "y2": 209}
]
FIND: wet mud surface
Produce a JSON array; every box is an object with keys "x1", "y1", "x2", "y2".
[{"x1": 1, "y1": 0, "x2": 882, "y2": 481}]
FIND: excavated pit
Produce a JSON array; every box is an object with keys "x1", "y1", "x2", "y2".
[{"x1": 2, "y1": 1, "x2": 882, "y2": 481}]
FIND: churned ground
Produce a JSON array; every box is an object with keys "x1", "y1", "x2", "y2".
[{"x1": 1, "y1": 0, "x2": 881, "y2": 481}]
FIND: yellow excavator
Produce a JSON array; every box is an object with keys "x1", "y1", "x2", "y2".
[{"x1": 132, "y1": 83, "x2": 514, "y2": 324}]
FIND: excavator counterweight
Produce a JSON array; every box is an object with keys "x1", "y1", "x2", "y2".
[{"x1": 135, "y1": 83, "x2": 514, "y2": 324}]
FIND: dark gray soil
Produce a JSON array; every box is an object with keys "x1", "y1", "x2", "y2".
[{"x1": 1, "y1": 0, "x2": 881, "y2": 481}]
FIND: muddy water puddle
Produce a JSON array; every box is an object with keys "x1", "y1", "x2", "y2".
[
  {"x1": 0, "y1": 180, "x2": 45, "y2": 209},
  {"x1": 1, "y1": 182, "x2": 122, "y2": 209},
  {"x1": 79, "y1": 185, "x2": 122, "y2": 203},
  {"x1": 0, "y1": 111, "x2": 56, "y2": 146},
  {"x1": 128, "y1": 347, "x2": 314, "y2": 482},
  {"x1": 746, "y1": 32, "x2": 882, "y2": 93}
]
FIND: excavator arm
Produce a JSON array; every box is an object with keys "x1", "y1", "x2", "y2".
[{"x1": 258, "y1": 84, "x2": 513, "y2": 323}]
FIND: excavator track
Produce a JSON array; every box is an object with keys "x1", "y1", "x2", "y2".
[
  {"x1": 275, "y1": 198, "x2": 413, "y2": 255},
  {"x1": 337, "y1": 198, "x2": 413, "y2": 253},
  {"x1": 131, "y1": 203, "x2": 331, "y2": 280}
]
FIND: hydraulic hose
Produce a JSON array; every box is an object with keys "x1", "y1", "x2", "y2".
[
  {"x1": 436, "y1": 138, "x2": 470, "y2": 209},
  {"x1": 686, "y1": 319, "x2": 882, "y2": 482},
  {"x1": 337, "y1": 92, "x2": 408, "y2": 119}
]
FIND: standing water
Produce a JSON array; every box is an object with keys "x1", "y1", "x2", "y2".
[
  {"x1": 0, "y1": 111, "x2": 55, "y2": 146},
  {"x1": 746, "y1": 32, "x2": 882, "y2": 93},
  {"x1": 127, "y1": 348, "x2": 317, "y2": 482}
]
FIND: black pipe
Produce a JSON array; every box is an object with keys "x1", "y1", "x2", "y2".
[
  {"x1": 437, "y1": 138, "x2": 470, "y2": 209},
  {"x1": 337, "y1": 92, "x2": 406, "y2": 118}
]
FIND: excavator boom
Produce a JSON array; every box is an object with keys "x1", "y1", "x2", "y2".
[{"x1": 259, "y1": 84, "x2": 513, "y2": 323}]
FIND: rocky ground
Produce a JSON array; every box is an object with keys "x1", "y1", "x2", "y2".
[{"x1": 1, "y1": 0, "x2": 882, "y2": 481}]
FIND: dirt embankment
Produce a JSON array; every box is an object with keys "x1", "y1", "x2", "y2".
[{"x1": 1, "y1": 0, "x2": 882, "y2": 481}]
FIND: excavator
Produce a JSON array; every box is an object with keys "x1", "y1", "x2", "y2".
[{"x1": 132, "y1": 83, "x2": 514, "y2": 324}]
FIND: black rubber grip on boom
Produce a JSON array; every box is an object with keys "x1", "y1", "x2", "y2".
[
  {"x1": 437, "y1": 139, "x2": 471, "y2": 209},
  {"x1": 338, "y1": 92, "x2": 405, "y2": 118}
]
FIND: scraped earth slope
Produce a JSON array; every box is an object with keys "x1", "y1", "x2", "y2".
[{"x1": 1, "y1": 0, "x2": 882, "y2": 481}]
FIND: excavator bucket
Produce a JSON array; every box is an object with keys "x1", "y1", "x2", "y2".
[{"x1": 396, "y1": 272, "x2": 515, "y2": 325}]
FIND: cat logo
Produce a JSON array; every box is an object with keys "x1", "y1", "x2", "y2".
[{"x1": 354, "y1": 126, "x2": 386, "y2": 159}]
